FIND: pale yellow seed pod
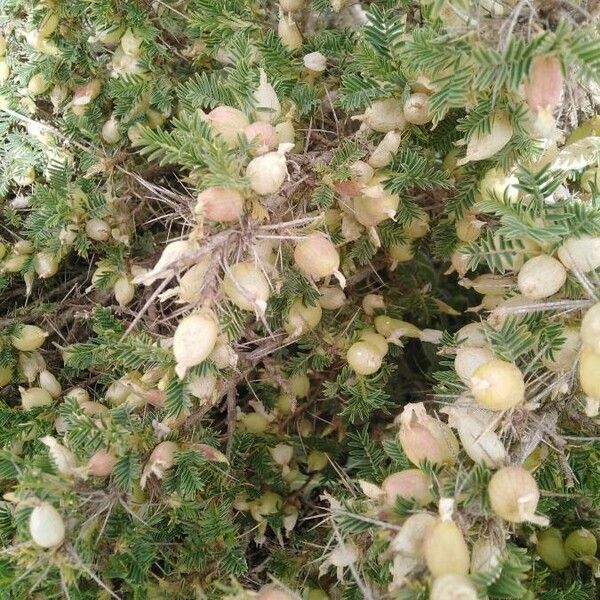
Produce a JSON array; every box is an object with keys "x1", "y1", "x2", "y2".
[
  {"x1": 318, "y1": 285, "x2": 346, "y2": 310},
  {"x1": 517, "y1": 255, "x2": 566, "y2": 299},
  {"x1": 173, "y1": 312, "x2": 219, "y2": 378},
  {"x1": 284, "y1": 298, "x2": 322, "y2": 337},
  {"x1": 11, "y1": 325, "x2": 48, "y2": 351},
  {"x1": 346, "y1": 341, "x2": 383, "y2": 375},
  {"x1": 222, "y1": 262, "x2": 271, "y2": 313},
  {"x1": 424, "y1": 517, "x2": 470, "y2": 577},
  {"x1": 294, "y1": 234, "x2": 341, "y2": 281},
  {"x1": 114, "y1": 276, "x2": 135, "y2": 307},
  {"x1": 470, "y1": 359, "x2": 525, "y2": 411},
  {"x1": 278, "y1": 12, "x2": 303, "y2": 50},
  {"x1": 580, "y1": 302, "x2": 600, "y2": 353},
  {"x1": 488, "y1": 466, "x2": 547, "y2": 525},
  {"x1": 430, "y1": 574, "x2": 478, "y2": 600},
  {"x1": 20, "y1": 386, "x2": 53, "y2": 410},
  {"x1": 359, "y1": 330, "x2": 388, "y2": 357},
  {"x1": 33, "y1": 252, "x2": 59, "y2": 278},
  {"x1": 579, "y1": 348, "x2": 600, "y2": 400},
  {"x1": 39, "y1": 370, "x2": 62, "y2": 398}
]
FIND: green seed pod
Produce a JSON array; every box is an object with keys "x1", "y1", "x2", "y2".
[
  {"x1": 536, "y1": 528, "x2": 571, "y2": 570},
  {"x1": 564, "y1": 528, "x2": 597, "y2": 560}
]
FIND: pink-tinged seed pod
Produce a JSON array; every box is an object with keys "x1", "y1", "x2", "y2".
[
  {"x1": 397, "y1": 402, "x2": 459, "y2": 466},
  {"x1": 294, "y1": 234, "x2": 341, "y2": 281},
  {"x1": 382, "y1": 469, "x2": 433, "y2": 506},
  {"x1": 87, "y1": 450, "x2": 118, "y2": 476},
  {"x1": 196, "y1": 187, "x2": 245, "y2": 222},
  {"x1": 524, "y1": 55, "x2": 563, "y2": 113},
  {"x1": 206, "y1": 106, "x2": 249, "y2": 147},
  {"x1": 244, "y1": 121, "x2": 278, "y2": 156}
]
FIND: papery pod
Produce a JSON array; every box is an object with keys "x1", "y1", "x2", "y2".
[
  {"x1": 40, "y1": 436, "x2": 77, "y2": 476},
  {"x1": 442, "y1": 405, "x2": 506, "y2": 467},
  {"x1": 397, "y1": 402, "x2": 459, "y2": 466},
  {"x1": 134, "y1": 240, "x2": 199, "y2": 286},
  {"x1": 456, "y1": 112, "x2": 513, "y2": 166},
  {"x1": 389, "y1": 512, "x2": 437, "y2": 588},
  {"x1": 140, "y1": 441, "x2": 179, "y2": 488}
]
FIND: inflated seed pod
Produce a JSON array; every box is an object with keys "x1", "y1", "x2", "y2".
[
  {"x1": 368, "y1": 130, "x2": 402, "y2": 168},
  {"x1": 102, "y1": 115, "x2": 121, "y2": 143},
  {"x1": 33, "y1": 252, "x2": 59, "y2": 278},
  {"x1": 278, "y1": 11, "x2": 303, "y2": 50},
  {"x1": 114, "y1": 276, "x2": 135, "y2": 307},
  {"x1": 564, "y1": 528, "x2": 597, "y2": 560},
  {"x1": 456, "y1": 323, "x2": 488, "y2": 348},
  {"x1": 381, "y1": 469, "x2": 433, "y2": 506},
  {"x1": 86, "y1": 450, "x2": 118, "y2": 477},
  {"x1": 524, "y1": 55, "x2": 563, "y2": 114},
  {"x1": 346, "y1": 341, "x2": 383, "y2": 375},
  {"x1": 543, "y1": 326, "x2": 580, "y2": 372},
  {"x1": 403, "y1": 93, "x2": 432, "y2": 125},
  {"x1": 0, "y1": 367, "x2": 13, "y2": 387},
  {"x1": 423, "y1": 501, "x2": 470, "y2": 577},
  {"x1": 284, "y1": 299, "x2": 322, "y2": 337},
  {"x1": 11, "y1": 325, "x2": 48, "y2": 351},
  {"x1": 480, "y1": 167, "x2": 519, "y2": 202},
  {"x1": 246, "y1": 143, "x2": 292, "y2": 195},
  {"x1": 29, "y1": 503, "x2": 65, "y2": 548},
  {"x1": 580, "y1": 302, "x2": 600, "y2": 353},
  {"x1": 86, "y1": 218, "x2": 111, "y2": 241},
  {"x1": 196, "y1": 187, "x2": 244, "y2": 222},
  {"x1": 517, "y1": 255, "x2": 566, "y2": 299},
  {"x1": 244, "y1": 121, "x2": 278, "y2": 156},
  {"x1": 20, "y1": 387, "x2": 53, "y2": 410},
  {"x1": 318, "y1": 285, "x2": 346, "y2": 310},
  {"x1": 359, "y1": 329, "x2": 388, "y2": 357},
  {"x1": 456, "y1": 112, "x2": 513, "y2": 166},
  {"x1": 536, "y1": 528, "x2": 571, "y2": 570},
  {"x1": 222, "y1": 262, "x2": 271, "y2": 313},
  {"x1": 579, "y1": 348, "x2": 600, "y2": 402},
  {"x1": 353, "y1": 98, "x2": 407, "y2": 133},
  {"x1": 397, "y1": 403, "x2": 459, "y2": 466},
  {"x1": 39, "y1": 370, "x2": 61, "y2": 398},
  {"x1": 206, "y1": 106, "x2": 249, "y2": 147},
  {"x1": 488, "y1": 466, "x2": 548, "y2": 524},
  {"x1": 470, "y1": 359, "x2": 525, "y2": 411},
  {"x1": 353, "y1": 191, "x2": 399, "y2": 227},
  {"x1": 173, "y1": 312, "x2": 219, "y2": 378},
  {"x1": 294, "y1": 234, "x2": 343, "y2": 283},
  {"x1": 557, "y1": 236, "x2": 600, "y2": 273}
]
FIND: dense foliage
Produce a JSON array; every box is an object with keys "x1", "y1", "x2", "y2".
[{"x1": 2, "y1": 0, "x2": 600, "y2": 598}]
